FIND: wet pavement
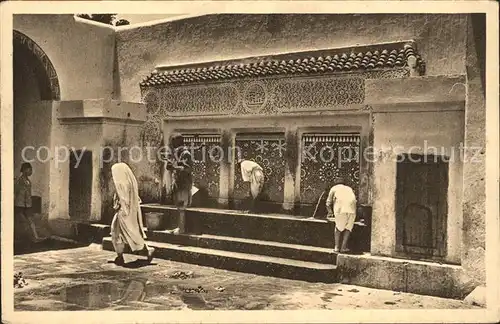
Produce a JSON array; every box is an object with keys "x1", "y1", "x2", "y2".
[{"x1": 13, "y1": 243, "x2": 479, "y2": 311}]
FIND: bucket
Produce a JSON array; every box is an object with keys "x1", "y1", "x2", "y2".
[{"x1": 145, "y1": 212, "x2": 164, "y2": 230}]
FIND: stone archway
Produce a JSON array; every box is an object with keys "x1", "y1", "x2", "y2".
[
  {"x1": 13, "y1": 30, "x2": 60, "y2": 100},
  {"x1": 13, "y1": 30, "x2": 60, "y2": 220}
]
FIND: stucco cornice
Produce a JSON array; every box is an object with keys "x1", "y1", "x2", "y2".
[
  {"x1": 58, "y1": 117, "x2": 145, "y2": 126},
  {"x1": 73, "y1": 15, "x2": 116, "y2": 31},
  {"x1": 163, "y1": 108, "x2": 370, "y2": 121},
  {"x1": 114, "y1": 14, "x2": 206, "y2": 31}
]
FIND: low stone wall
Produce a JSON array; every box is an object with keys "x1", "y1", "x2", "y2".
[{"x1": 336, "y1": 253, "x2": 475, "y2": 299}]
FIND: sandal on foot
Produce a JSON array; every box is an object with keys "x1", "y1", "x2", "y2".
[{"x1": 114, "y1": 256, "x2": 125, "y2": 265}]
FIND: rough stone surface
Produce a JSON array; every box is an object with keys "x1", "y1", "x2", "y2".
[
  {"x1": 337, "y1": 254, "x2": 474, "y2": 299},
  {"x1": 13, "y1": 245, "x2": 480, "y2": 311},
  {"x1": 337, "y1": 254, "x2": 406, "y2": 293},
  {"x1": 404, "y1": 261, "x2": 474, "y2": 299},
  {"x1": 462, "y1": 14, "x2": 486, "y2": 286}
]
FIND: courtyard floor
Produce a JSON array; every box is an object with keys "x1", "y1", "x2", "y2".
[{"x1": 13, "y1": 241, "x2": 479, "y2": 311}]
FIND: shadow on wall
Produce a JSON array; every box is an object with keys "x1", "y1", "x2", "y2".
[
  {"x1": 99, "y1": 141, "x2": 127, "y2": 225},
  {"x1": 99, "y1": 159, "x2": 116, "y2": 225},
  {"x1": 14, "y1": 238, "x2": 87, "y2": 256},
  {"x1": 470, "y1": 13, "x2": 485, "y2": 96},
  {"x1": 14, "y1": 198, "x2": 87, "y2": 255}
]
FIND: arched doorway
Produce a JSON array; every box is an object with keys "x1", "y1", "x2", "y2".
[{"x1": 13, "y1": 30, "x2": 60, "y2": 218}]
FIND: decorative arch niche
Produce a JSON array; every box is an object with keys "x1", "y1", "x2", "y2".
[{"x1": 13, "y1": 30, "x2": 60, "y2": 101}]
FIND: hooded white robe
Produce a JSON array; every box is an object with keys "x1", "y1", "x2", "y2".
[{"x1": 110, "y1": 163, "x2": 147, "y2": 252}]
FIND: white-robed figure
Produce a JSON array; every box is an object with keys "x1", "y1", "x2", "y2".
[
  {"x1": 237, "y1": 158, "x2": 265, "y2": 212},
  {"x1": 326, "y1": 176, "x2": 357, "y2": 253},
  {"x1": 110, "y1": 163, "x2": 154, "y2": 265}
]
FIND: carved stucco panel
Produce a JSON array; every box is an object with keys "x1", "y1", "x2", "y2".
[{"x1": 142, "y1": 70, "x2": 408, "y2": 118}]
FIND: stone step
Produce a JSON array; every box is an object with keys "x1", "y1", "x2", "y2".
[
  {"x1": 80, "y1": 223, "x2": 336, "y2": 263},
  {"x1": 141, "y1": 204, "x2": 370, "y2": 250},
  {"x1": 146, "y1": 231, "x2": 337, "y2": 264},
  {"x1": 102, "y1": 237, "x2": 338, "y2": 283}
]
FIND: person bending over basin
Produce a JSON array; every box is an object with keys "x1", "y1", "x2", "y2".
[
  {"x1": 326, "y1": 176, "x2": 357, "y2": 253},
  {"x1": 237, "y1": 158, "x2": 265, "y2": 213}
]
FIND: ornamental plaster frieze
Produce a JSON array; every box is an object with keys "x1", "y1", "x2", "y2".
[{"x1": 141, "y1": 69, "x2": 410, "y2": 119}]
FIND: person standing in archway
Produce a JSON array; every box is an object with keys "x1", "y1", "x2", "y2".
[{"x1": 14, "y1": 162, "x2": 44, "y2": 243}]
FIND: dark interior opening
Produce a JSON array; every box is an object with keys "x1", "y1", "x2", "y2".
[{"x1": 69, "y1": 150, "x2": 93, "y2": 221}]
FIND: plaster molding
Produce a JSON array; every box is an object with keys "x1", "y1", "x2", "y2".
[
  {"x1": 58, "y1": 99, "x2": 147, "y2": 122},
  {"x1": 58, "y1": 117, "x2": 145, "y2": 126},
  {"x1": 164, "y1": 108, "x2": 370, "y2": 122},
  {"x1": 370, "y1": 101, "x2": 465, "y2": 113}
]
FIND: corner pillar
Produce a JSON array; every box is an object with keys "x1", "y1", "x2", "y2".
[
  {"x1": 282, "y1": 127, "x2": 299, "y2": 213},
  {"x1": 218, "y1": 130, "x2": 232, "y2": 208}
]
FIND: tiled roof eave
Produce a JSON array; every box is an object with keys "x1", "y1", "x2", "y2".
[
  {"x1": 140, "y1": 66, "x2": 412, "y2": 89},
  {"x1": 140, "y1": 43, "x2": 424, "y2": 88}
]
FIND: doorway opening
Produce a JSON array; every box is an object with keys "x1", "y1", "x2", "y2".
[
  {"x1": 396, "y1": 153, "x2": 448, "y2": 260},
  {"x1": 69, "y1": 150, "x2": 93, "y2": 221}
]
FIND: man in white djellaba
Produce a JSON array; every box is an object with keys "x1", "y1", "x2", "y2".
[{"x1": 236, "y1": 157, "x2": 265, "y2": 212}]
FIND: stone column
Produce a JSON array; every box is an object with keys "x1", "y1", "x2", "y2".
[
  {"x1": 48, "y1": 101, "x2": 70, "y2": 220},
  {"x1": 218, "y1": 130, "x2": 232, "y2": 208},
  {"x1": 358, "y1": 116, "x2": 371, "y2": 206},
  {"x1": 294, "y1": 129, "x2": 305, "y2": 214},
  {"x1": 90, "y1": 142, "x2": 103, "y2": 222},
  {"x1": 282, "y1": 127, "x2": 299, "y2": 213}
]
